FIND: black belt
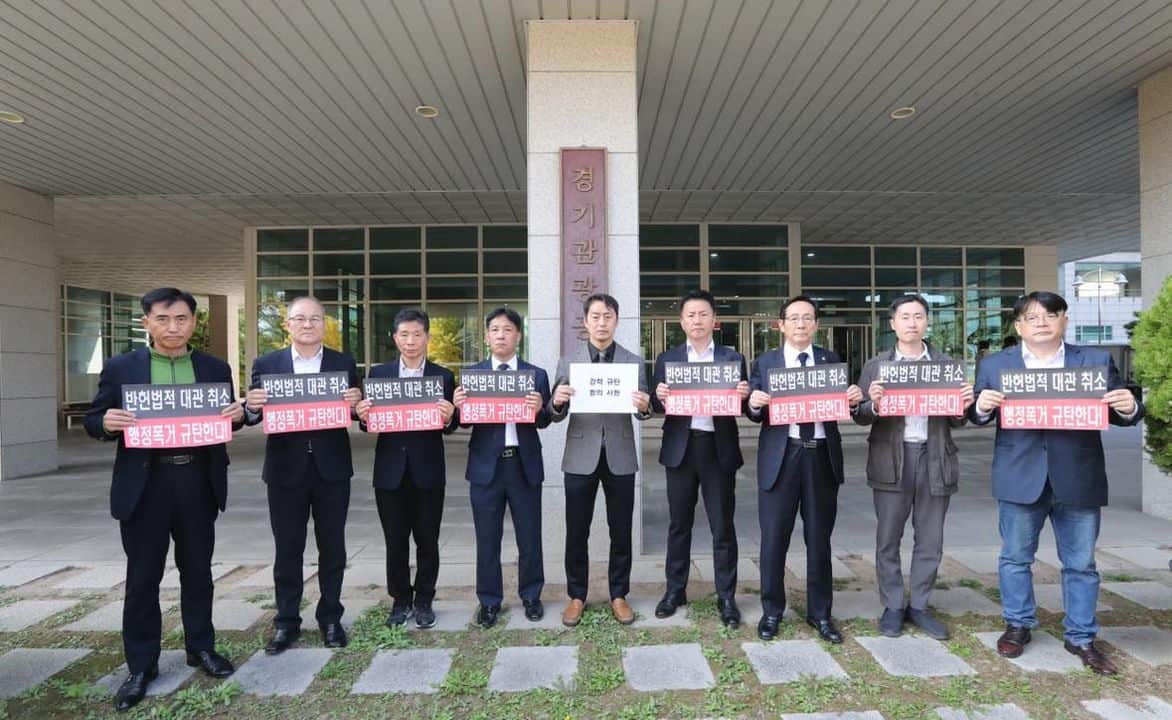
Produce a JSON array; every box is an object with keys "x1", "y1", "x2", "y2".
[
  {"x1": 500, "y1": 447, "x2": 518, "y2": 459},
  {"x1": 689, "y1": 429, "x2": 714, "y2": 437},
  {"x1": 790, "y1": 438, "x2": 826, "y2": 450},
  {"x1": 153, "y1": 453, "x2": 200, "y2": 466}
]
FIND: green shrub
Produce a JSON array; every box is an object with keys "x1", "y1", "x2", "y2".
[{"x1": 1132, "y1": 276, "x2": 1172, "y2": 473}]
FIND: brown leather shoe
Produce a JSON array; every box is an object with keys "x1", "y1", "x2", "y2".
[
  {"x1": 1064, "y1": 640, "x2": 1119, "y2": 675},
  {"x1": 611, "y1": 597, "x2": 635, "y2": 625},
  {"x1": 561, "y1": 599, "x2": 585, "y2": 627},
  {"x1": 996, "y1": 625, "x2": 1031, "y2": 658}
]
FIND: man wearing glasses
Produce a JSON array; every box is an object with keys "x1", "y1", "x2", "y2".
[
  {"x1": 970, "y1": 291, "x2": 1142, "y2": 675},
  {"x1": 245, "y1": 297, "x2": 361, "y2": 654}
]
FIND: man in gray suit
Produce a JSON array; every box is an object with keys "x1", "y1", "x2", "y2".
[
  {"x1": 852, "y1": 294, "x2": 974, "y2": 639},
  {"x1": 549, "y1": 293, "x2": 652, "y2": 626}
]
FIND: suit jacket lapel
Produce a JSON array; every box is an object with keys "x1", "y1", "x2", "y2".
[
  {"x1": 1064, "y1": 343, "x2": 1084, "y2": 368},
  {"x1": 278, "y1": 347, "x2": 294, "y2": 374},
  {"x1": 132, "y1": 347, "x2": 151, "y2": 385}
]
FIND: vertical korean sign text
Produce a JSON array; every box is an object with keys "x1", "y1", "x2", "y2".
[{"x1": 561, "y1": 148, "x2": 607, "y2": 357}]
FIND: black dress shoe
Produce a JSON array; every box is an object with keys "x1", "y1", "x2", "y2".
[
  {"x1": 654, "y1": 590, "x2": 687, "y2": 619},
  {"x1": 717, "y1": 596, "x2": 741, "y2": 628},
  {"x1": 523, "y1": 599, "x2": 544, "y2": 621},
  {"x1": 807, "y1": 617, "x2": 844, "y2": 644},
  {"x1": 386, "y1": 600, "x2": 413, "y2": 627},
  {"x1": 477, "y1": 604, "x2": 501, "y2": 628},
  {"x1": 320, "y1": 622, "x2": 348, "y2": 648},
  {"x1": 415, "y1": 602, "x2": 437, "y2": 629},
  {"x1": 264, "y1": 627, "x2": 300, "y2": 655},
  {"x1": 113, "y1": 666, "x2": 157, "y2": 712},
  {"x1": 186, "y1": 650, "x2": 234, "y2": 678},
  {"x1": 757, "y1": 615, "x2": 782, "y2": 641}
]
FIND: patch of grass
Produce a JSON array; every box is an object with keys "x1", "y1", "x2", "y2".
[
  {"x1": 615, "y1": 697, "x2": 662, "y2": 720},
  {"x1": 947, "y1": 640, "x2": 976, "y2": 659},
  {"x1": 832, "y1": 578, "x2": 852, "y2": 591},
  {"x1": 348, "y1": 609, "x2": 413, "y2": 651},
  {"x1": 582, "y1": 664, "x2": 624, "y2": 694},
  {"x1": 934, "y1": 581, "x2": 952, "y2": 590},
  {"x1": 785, "y1": 676, "x2": 847, "y2": 712},
  {"x1": 1103, "y1": 572, "x2": 1140, "y2": 583},
  {"x1": 704, "y1": 686, "x2": 749, "y2": 716},
  {"x1": 878, "y1": 695, "x2": 930, "y2": 720},
  {"x1": 958, "y1": 578, "x2": 984, "y2": 590},
  {"x1": 439, "y1": 668, "x2": 487, "y2": 696},
  {"x1": 141, "y1": 682, "x2": 242, "y2": 719}
]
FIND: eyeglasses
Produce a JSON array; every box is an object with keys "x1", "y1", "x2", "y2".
[
  {"x1": 288, "y1": 315, "x2": 324, "y2": 326},
  {"x1": 784, "y1": 315, "x2": 817, "y2": 324},
  {"x1": 1019, "y1": 312, "x2": 1062, "y2": 325}
]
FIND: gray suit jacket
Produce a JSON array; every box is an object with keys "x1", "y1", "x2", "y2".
[
  {"x1": 548, "y1": 342, "x2": 650, "y2": 475},
  {"x1": 852, "y1": 345, "x2": 966, "y2": 496}
]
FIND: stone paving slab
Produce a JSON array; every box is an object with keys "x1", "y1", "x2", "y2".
[
  {"x1": 737, "y1": 595, "x2": 797, "y2": 623},
  {"x1": 351, "y1": 648, "x2": 453, "y2": 695},
  {"x1": 0, "y1": 562, "x2": 69, "y2": 588},
  {"x1": 63, "y1": 600, "x2": 176, "y2": 632},
  {"x1": 1101, "y1": 546, "x2": 1172, "y2": 571},
  {"x1": 831, "y1": 591, "x2": 882, "y2": 620},
  {"x1": 974, "y1": 631, "x2": 1083, "y2": 673},
  {"x1": 503, "y1": 603, "x2": 571, "y2": 631},
  {"x1": 742, "y1": 639, "x2": 848, "y2": 683},
  {"x1": 1101, "y1": 581, "x2": 1172, "y2": 610},
  {"x1": 54, "y1": 565, "x2": 126, "y2": 589},
  {"x1": 928, "y1": 587, "x2": 1002, "y2": 616},
  {"x1": 629, "y1": 596, "x2": 692, "y2": 628},
  {"x1": 693, "y1": 558, "x2": 761, "y2": 583},
  {"x1": 949, "y1": 550, "x2": 1001, "y2": 575},
  {"x1": 341, "y1": 564, "x2": 385, "y2": 589},
  {"x1": 623, "y1": 643, "x2": 714, "y2": 691},
  {"x1": 0, "y1": 648, "x2": 92, "y2": 697},
  {"x1": 781, "y1": 712, "x2": 884, "y2": 720},
  {"x1": 0, "y1": 599, "x2": 81, "y2": 631},
  {"x1": 487, "y1": 645, "x2": 577, "y2": 692},
  {"x1": 400, "y1": 601, "x2": 475, "y2": 633},
  {"x1": 340, "y1": 597, "x2": 380, "y2": 631},
  {"x1": 232, "y1": 648, "x2": 333, "y2": 696},
  {"x1": 1082, "y1": 696, "x2": 1172, "y2": 719},
  {"x1": 935, "y1": 704, "x2": 1031, "y2": 719},
  {"x1": 855, "y1": 636, "x2": 976, "y2": 677},
  {"x1": 212, "y1": 600, "x2": 266, "y2": 631},
  {"x1": 1032, "y1": 583, "x2": 1113, "y2": 613},
  {"x1": 787, "y1": 554, "x2": 856, "y2": 580},
  {"x1": 1034, "y1": 548, "x2": 1126, "y2": 572},
  {"x1": 234, "y1": 565, "x2": 319, "y2": 588},
  {"x1": 159, "y1": 563, "x2": 238, "y2": 589},
  {"x1": 95, "y1": 650, "x2": 195, "y2": 697},
  {"x1": 1097, "y1": 625, "x2": 1172, "y2": 666}
]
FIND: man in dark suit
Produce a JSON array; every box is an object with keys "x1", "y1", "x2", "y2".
[
  {"x1": 651, "y1": 289, "x2": 750, "y2": 628},
  {"x1": 453, "y1": 306, "x2": 552, "y2": 628},
  {"x1": 970, "y1": 291, "x2": 1142, "y2": 675},
  {"x1": 747, "y1": 295, "x2": 863, "y2": 643},
  {"x1": 244, "y1": 296, "x2": 361, "y2": 654},
  {"x1": 355, "y1": 308, "x2": 457, "y2": 629},
  {"x1": 86, "y1": 287, "x2": 243, "y2": 712}
]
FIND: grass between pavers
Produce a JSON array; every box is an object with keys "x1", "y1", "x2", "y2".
[{"x1": 0, "y1": 575, "x2": 1169, "y2": 719}]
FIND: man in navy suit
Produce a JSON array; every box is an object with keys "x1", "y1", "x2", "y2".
[
  {"x1": 86, "y1": 287, "x2": 244, "y2": 712},
  {"x1": 453, "y1": 306, "x2": 552, "y2": 628},
  {"x1": 244, "y1": 296, "x2": 361, "y2": 654},
  {"x1": 747, "y1": 296, "x2": 863, "y2": 643},
  {"x1": 651, "y1": 289, "x2": 751, "y2": 628},
  {"x1": 356, "y1": 308, "x2": 457, "y2": 630},
  {"x1": 970, "y1": 291, "x2": 1142, "y2": 675}
]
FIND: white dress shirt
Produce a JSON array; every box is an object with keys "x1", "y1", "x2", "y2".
[
  {"x1": 783, "y1": 342, "x2": 826, "y2": 440},
  {"x1": 895, "y1": 342, "x2": 930, "y2": 443},
  {"x1": 399, "y1": 357, "x2": 425, "y2": 378},
  {"x1": 494, "y1": 355, "x2": 520, "y2": 447},
  {"x1": 292, "y1": 344, "x2": 324, "y2": 374},
  {"x1": 687, "y1": 340, "x2": 716, "y2": 433}
]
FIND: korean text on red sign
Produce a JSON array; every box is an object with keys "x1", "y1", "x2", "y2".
[
  {"x1": 460, "y1": 369, "x2": 538, "y2": 424},
  {"x1": 260, "y1": 371, "x2": 352, "y2": 434},
  {"x1": 766, "y1": 362, "x2": 850, "y2": 425},
  {"x1": 363, "y1": 376, "x2": 445, "y2": 433},
  {"x1": 999, "y1": 366, "x2": 1109, "y2": 431},
  {"x1": 875, "y1": 360, "x2": 966, "y2": 417},
  {"x1": 664, "y1": 361, "x2": 742, "y2": 417},
  {"x1": 121, "y1": 382, "x2": 234, "y2": 449}
]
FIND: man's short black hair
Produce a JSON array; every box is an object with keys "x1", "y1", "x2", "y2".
[
  {"x1": 679, "y1": 289, "x2": 716, "y2": 313},
  {"x1": 141, "y1": 287, "x2": 196, "y2": 315},
  {"x1": 1002, "y1": 336, "x2": 1019, "y2": 348},
  {"x1": 485, "y1": 306, "x2": 523, "y2": 331},
  {"x1": 583, "y1": 293, "x2": 619, "y2": 316},
  {"x1": 889, "y1": 293, "x2": 930, "y2": 317},
  {"x1": 393, "y1": 307, "x2": 430, "y2": 334},
  {"x1": 780, "y1": 295, "x2": 820, "y2": 320},
  {"x1": 1012, "y1": 291, "x2": 1068, "y2": 319},
  {"x1": 977, "y1": 340, "x2": 990, "y2": 350}
]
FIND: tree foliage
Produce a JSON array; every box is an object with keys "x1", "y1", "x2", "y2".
[{"x1": 1132, "y1": 276, "x2": 1172, "y2": 473}]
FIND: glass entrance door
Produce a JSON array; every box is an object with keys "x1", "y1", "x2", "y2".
[
  {"x1": 642, "y1": 317, "x2": 757, "y2": 375},
  {"x1": 814, "y1": 324, "x2": 872, "y2": 382}
]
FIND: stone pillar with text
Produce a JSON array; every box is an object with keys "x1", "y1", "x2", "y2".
[{"x1": 527, "y1": 20, "x2": 641, "y2": 566}]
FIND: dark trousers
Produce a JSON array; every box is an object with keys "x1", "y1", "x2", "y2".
[
  {"x1": 564, "y1": 449, "x2": 635, "y2": 601},
  {"x1": 375, "y1": 463, "x2": 445, "y2": 606},
  {"x1": 664, "y1": 432, "x2": 738, "y2": 598},
  {"x1": 469, "y1": 454, "x2": 544, "y2": 608},
  {"x1": 266, "y1": 458, "x2": 350, "y2": 630},
  {"x1": 119, "y1": 456, "x2": 218, "y2": 673},
  {"x1": 759, "y1": 440, "x2": 839, "y2": 619}
]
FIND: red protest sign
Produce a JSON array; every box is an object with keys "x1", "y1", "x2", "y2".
[
  {"x1": 260, "y1": 371, "x2": 352, "y2": 434},
  {"x1": 364, "y1": 376, "x2": 445, "y2": 433},
  {"x1": 998, "y1": 367, "x2": 1109, "y2": 431},
  {"x1": 766, "y1": 363, "x2": 850, "y2": 424},
  {"x1": 874, "y1": 361, "x2": 966, "y2": 417},
  {"x1": 663, "y1": 361, "x2": 742, "y2": 417},
  {"x1": 460, "y1": 369, "x2": 538, "y2": 425},
  {"x1": 121, "y1": 383, "x2": 235, "y2": 449}
]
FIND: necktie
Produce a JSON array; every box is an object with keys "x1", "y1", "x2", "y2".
[
  {"x1": 798, "y1": 351, "x2": 815, "y2": 441},
  {"x1": 498, "y1": 363, "x2": 508, "y2": 371}
]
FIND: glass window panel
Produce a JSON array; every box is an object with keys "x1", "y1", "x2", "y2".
[
  {"x1": 640, "y1": 225, "x2": 699, "y2": 247},
  {"x1": 483, "y1": 226, "x2": 526, "y2": 248},
  {"x1": 926, "y1": 310, "x2": 964, "y2": 358},
  {"x1": 113, "y1": 293, "x2": 140, "y2": 312},
  {"x1": 917, "y1": 290, "x2": 962, "y2": 310},
  {"x1": 67, "y1": 318, "x2": 105, "y2": 335},
  {"x1": 640, "y1": 299, "x2": 680, "y2": 314},
  {"x1": 370, "y1": 226, "x2": 420, "y2": 250},
  {"x1": 111, "y1": 308, "x2": 136, "y2": 325},
  {"x1": 875, "y1": 268, "x2": 917, "y2": 286},
  {"x1": 802, "y1": 246, "x2": 869, "y2": 265},
  {"x1": 66, "y1": 286, "x2": 108, "y2": 304},
  {"x1": 405, "y1": 302, "x2": 484, "y2": 369},
  {"x1": 370, "y1": 252, "x2": 421, "y2": 275},
  {"x1": 709, "y1": 274, "x2": 787, "y2": 298},
  {"x1": 641, "y1": 274, "x2": 702, "y2": 298},
  {"x1": 257, "y1": 302, "x2": 290, "y2": 352},
  {"x1": 640, "y1": 249, "x2": 700, "y2": 272},
  {"x1": 812, "y1": 310, "x2": 874, "y2": 325},
  {"x1": 965, "y1": 312, "x2": 1016, "y2": 357},
  {"x1": 708, "y1": 225, "x2": 788, "y2": 248},
  {"x1": 320, "y1": 303, "x2": 365, "y2": 362},
  {"x1": 875, "y1": 246, "x2": 917, "y2": 265},
  {"x1": 65, "y1": 301, "x2": 106, "y2": 320},
  {"x1": 966, "y1": 290, "x2": 1023, "y2": 311},
  {"x1": 806, "y1": 289, "x2": 872, "y2": 309},
  {"x1": 921, "y1": 247, "x2": 962, "y2": 266},
  {"x1": 708, "y1": 249, "x2": 787, "y2": 272},
  {"x1": 966, "y1": 268, "x2": 1024, "y2": 287},
  {"x1": 312, "y1": 277, "x2": 364, "y2": 302},
  {"x1": 258, "y1": 228, "x2": 308, "y2": 252},
  {"x1": 426, "y1": 251, "x2": 477, "y2": 274},
  {"x1": 371, "y1": 278, "x2": 422, "y2": 301},
  {"x1": 716, "y1": 299, "x2": 783, "y2": 316},
  {"x1": 257, "y1": 280, "x2": 310, "y2": 303},
  {"x1": 426, "y1": 226, "x2": 477, "y2": 249},
  {"x1": 257, "y1": 254, "x2": 309, "y2": 277},
  {"x1": 966, "y1": 247, "x2": 1024, "y2": 267},
  {"x1": 426, "y1": 276, "x2": 478, "y2": 300},
  {"x1": 483, "y1": 276, "x2": 528, "y2": 299},
  {"x1": 314, "y1": 253, "x2": 364, "y2": 276},
  {"x1": 65, "y1": 334, "x2": 106, "y2": 403},
  {"x1": 313, "y1": 228, "x2": 363, "y2": 251},
  {"x1": 371, "y1": 303, "x2": 413, "y2": 364},
  {"x1": 483, "y1": 251, "x2": 527, "y2": 274},
  {"x1": 920, "y1": 267, "x2": 963, "y2": 288},
  {"x1": 803, "y1": 267, "x2": 870, "y2": 287}
]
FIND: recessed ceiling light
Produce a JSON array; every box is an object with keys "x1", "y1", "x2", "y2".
[
  {"x1": 889, "y1": 106, "x2": 916, "y2": 120},
  {"x1": 0, "y1": 111, "x2": 25, "y2": 125},
  {"x1": 806, "y1": 252, "x2": 816, "y2": 257},
  {"x1": 414, "y1": 105, "x2": 440, "y2": 119}
]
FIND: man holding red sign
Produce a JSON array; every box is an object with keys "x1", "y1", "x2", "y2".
[
  {"x1": 244, "y1": 297, "x2": 361, "y2": 655},
  {"x1": 748, "y1": 296, "x2": 863, "y2": 644},
  {"x1": 852, "y1": 294, "x2": 974, "y2": 640},
  {"x1": 970, "y1": 291, "x2": 1142, "y2": 675},
  {"x1": 86, "y1": 288, "x2": 244, "y2": 712}
]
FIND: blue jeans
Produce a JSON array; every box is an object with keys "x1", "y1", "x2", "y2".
[{"x1": 998, "y1": 484, "x2": 1101, "y2": 645}]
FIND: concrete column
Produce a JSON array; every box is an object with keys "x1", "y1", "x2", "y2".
[
  {"x1": 0, "y1": 182, "x2": 59, "y2": 479},
  {"x1": 1023, "y1": 245, "x2": 1059, "y2": 292},
  {"x1": 526, "y1": 21, "x2": 641, "y2": 561},
  {"x1": 1139, "y1": 66, "x2": 1172, "y2": 519},
  {"x1": 205, "y1": 294, "x2": 242, "y2": 393}
]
